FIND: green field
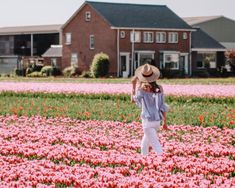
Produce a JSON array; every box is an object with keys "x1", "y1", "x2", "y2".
[{"x1": 0, "y1": 92, "x2": 234, "y2": 128}]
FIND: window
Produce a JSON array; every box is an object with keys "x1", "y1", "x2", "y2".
[
  {"x1": 71, "y1": 53, "x2": 78, "y2": 67},
  {"x1": 143, "y1": 32, "x2": 154, "y2": 43},
  {"x1": 183, "y1": 32, "x2": 188, "y2": 40},
  {"x1": 90, "y1": 35, "x2": 94, "y2": 49},
  {"x1": 51, "y1": 58, "x2": 57, "y2": 67},
  {"x1": 120, "y1": 31, "x2": 125, "y2": 38},
  {"x1": 85, "y1": 11, "x2": 91, "y2": 21},
  {"x1": 156, "y1": 32, "x2": 166, "y2": 43},
  {"x1": 168, "y1": 32, "x2": 178, "y2": 43},
  {"x1": 130, "y1": 31, "x2": 141, "y2": 43},
  {"x1": 197, "y1": 52, "x2": 216, "y2": 68},
  {"x1": 163, "y1": 53, "x2": 179, "y2": 69},
  {"x1": 65, "y1": 33, "x2": 71, "y2": 45}
]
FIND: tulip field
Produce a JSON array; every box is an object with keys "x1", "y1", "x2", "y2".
[{"x1": 0, "y1": 78, "x2": 234, "y2": 187}]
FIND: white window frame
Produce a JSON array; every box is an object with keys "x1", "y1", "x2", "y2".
[
  {"x1": 163, "y1": 52, "x2": 179, "y2": 70},
  {"x1": 120, "y1": 31, "x2": 125, "y2": 38},
  {"x1": 71, "y1": 53, "x2": 78, "y2": 67},
  {"x1": 183, "y1": 32, "x2": 188, "y2": 40},
  {"x1": 156, "y1": 32, "x2": 166, "y2": 43},
  {"x1": 197, "y1": 52, "x2": 216, "y2": 69},
  {"x1": 143, "y1": 32, "x2": 154, "y2": 43},
  {"x1": 51, "y1": 58, "x2": 57, "y2": 67},
  {"x1": 65, "y1": 33, "x2": 71, "y2": 45},
  {"x1": 85, "y1": 11, "x2": 91, "y2": 21},
  {"x1": 130, "y1": 31, "x2": 141, "y2": 43},
  {"x1": 90, "y1": 35, "x2": 94, "y2": 50},
  {"x1": 168, "y1": 32, "x2": 178, "y2": 43}
]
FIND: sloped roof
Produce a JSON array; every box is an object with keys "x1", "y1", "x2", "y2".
[
  {"x1": 42, "y1": 45, "x2": 62, "y2": 57},
  {"x1": 183, "y1": 16, "x2": 222, "y2": 25},
  {"x1": 87, "y1": 1, "x2": 193, "y2": 29},
  {"x1": 0, "y1": 24, "x2": 62, "y2": 35},
  {"x1": 64, "y1": 1, "x2": 193, "y2": 30},
  {"x1": 191, "y1": 27, "x2": 225, "y2": 51}
]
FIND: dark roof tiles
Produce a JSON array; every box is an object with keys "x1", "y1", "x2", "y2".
[{"x1": 87, "y1": 1, "x2": 192, "y2": 29}]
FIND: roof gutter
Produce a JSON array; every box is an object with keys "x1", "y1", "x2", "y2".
[
  {"x1": 111, "y1": 26, "x2": 196, "y2": 32},
  {"x1": 191, "y1": 48, "x2": 226, "y2": 52}
]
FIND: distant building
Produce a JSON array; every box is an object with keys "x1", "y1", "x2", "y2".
[
  {"x1": 62, "y1": 1, "x2": 195, "y2": 77},
  {"x1": 183, "y1": 16, "x2": 235, "y2": 50},
  {"x1": 42, "y1": 45, "x2": 62, "y2": 68},
  {"x1": 0, "y1": 24, "x2": 61, "y2": 74}
]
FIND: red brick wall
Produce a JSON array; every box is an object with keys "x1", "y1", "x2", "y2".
[
  {"x1": 62, "y1": 3, "x2": 191, "y2": 76},
  {"x1": 62, "y1": 4, "x2": 117, "y2": 75},
  {"x1": 43, "y1": 57, "x2": 62, "y2": 68},
  {"x1": 119, "y1": 30, "x2": 190, "y2": 68}
]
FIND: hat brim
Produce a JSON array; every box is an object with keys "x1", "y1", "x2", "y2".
[{"x1": 135, "y1": 65, "x2": 160, "y2": 82}]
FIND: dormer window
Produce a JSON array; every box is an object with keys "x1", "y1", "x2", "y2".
[{"x1": 85, "y1": 11, "x2": 91, "y2": 21}]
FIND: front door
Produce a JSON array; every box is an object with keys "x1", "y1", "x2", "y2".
[
  {"x1": 120, "y1": 53, "x2": 130, "y2": 77},
  {"x1": 180, "y1": 54, "x2": 189, "y2": 75}
]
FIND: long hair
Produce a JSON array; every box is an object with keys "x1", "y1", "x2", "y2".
[{"x1": 141, "y1": 81, "x2": 162, "y2": 93}]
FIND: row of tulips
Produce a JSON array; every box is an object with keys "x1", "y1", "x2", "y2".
[
  {"x1": 0, "y1": 115, "x2": 234, "y2": 187},
  {"x1": 0, "y1": 82, "x2": 235, "y2": 97}
]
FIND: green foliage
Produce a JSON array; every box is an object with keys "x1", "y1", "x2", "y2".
[
  {"x1": 40, "y1": 66, "x2": 61, "y2": 76},
  {"x1": 90, "y1": 52, "x2": 110, "y2": 78},
  {"x1": 26, "y1": 71, "x2": 44, "y2": 77},
  {"x1": 80, "y1": 71, "x2": 92, "y2": 78},
  {"x1": 0, "y1": 91, "x2": 234, "y2": 128},
  {"x1": 63, "y1": 66, "x2": 79, "y2": 77},
  {"x1": 15, "y1": 69, "x2": 24, "y2": 76},
  {"x1": 41, "y1": 66, "x2": 53, "y2": 76}
]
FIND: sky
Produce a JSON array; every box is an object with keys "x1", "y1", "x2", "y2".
[{"x1": 0, "y1": 0, "x2": 235, "y2": 27}]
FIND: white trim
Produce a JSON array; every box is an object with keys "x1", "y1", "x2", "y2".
[
  {"x1": 160, "y1": 50, "x2": 179, "y2": 54},
  {"x1": 65, "y1": 33, "x2": 72, "y2": 45},
  {"x1": 189, "y1": 32, "x2": 192, "y2": 76},
  {"x1": 0, "y1": 31, "x2": 59, "y2": 35},
  {"x1": 143, "y1": 32, "x2": 154, "y2": 43},
  {"x1": 135, "y1": 50, "x2": 155, "y2": 54},
  {"x1": 111, "y1": 26, "x2": 196, "y2": 32},
  {"x1": 85, "y1": 11, "x2": 91, "y2": 21},
  {"x1": 192, "y1": 48, "x2": 226, "y2": 52},
  {"x1": 131, "y1": 29, "x2": 135, "y2": 75},
  {"x1": 89, "y1": 35, "x2": 95, "y2": 50},
  {"x1": 30, "y1": 34, "x2": 33, "y2": 57},
  {"x1": 117, "y1": 29, "x2": 120, "y2": 77},
  {"x1": 0, "y1": 55, "x2": 18, "y2": 58},
  {"x1": 120, "y1": 52, "x2": 130, "y2": 78}
]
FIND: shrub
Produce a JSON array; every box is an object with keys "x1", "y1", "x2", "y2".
[
  {"x1": 90, "y1": 52, "x2": 110, "y2": 78},
  {"x1": 40, "y1": 65, "x2": 61, "y2": 77},
  {"x1": 80, "y1": 71, "x2": 92, "y2": 78},
  {"x1": 27, "y1": 71, "x2": 43, "y2": 77},
  {"x1": 63, "y1": 66, "x2": 79, "y2": 77},
  {"x1": 41, "y1": 66, "x2": 54, "y2": 76},
  {"x1": 15, "y1": 69, "x2": 24, "y2": 76},
  {"x1": 192, "y1": 69, "x2": 210, "y2": 78}
]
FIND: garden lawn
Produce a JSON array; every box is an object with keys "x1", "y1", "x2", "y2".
[{"x1": 0, "y1": 115, "x2": 234, "y2": 187}]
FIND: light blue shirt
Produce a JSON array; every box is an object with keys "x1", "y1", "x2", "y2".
[{"x1": 134, "y1": 89, "x2": 169, "y2": 121}]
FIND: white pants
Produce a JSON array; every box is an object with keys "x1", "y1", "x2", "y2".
[{"x1": 141, "y1": 119, "x2": 163, "y2": 156}]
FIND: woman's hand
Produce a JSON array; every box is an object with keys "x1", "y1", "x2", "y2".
[{"x1": 163, "y1": 123, "x2": 169, "y2": 131}]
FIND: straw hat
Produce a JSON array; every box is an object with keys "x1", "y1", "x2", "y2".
[{"x1": 135, "y1": 64, "x2": 160, "y2": 82}]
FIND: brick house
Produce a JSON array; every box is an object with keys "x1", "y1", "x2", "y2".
[{"x1": 62, "y1": 1, "x2": 195, "y2": 77}]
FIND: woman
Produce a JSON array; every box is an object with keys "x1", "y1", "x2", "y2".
[{"x1": 132, "y1": 64, "x2": 169, "y2": 156}]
